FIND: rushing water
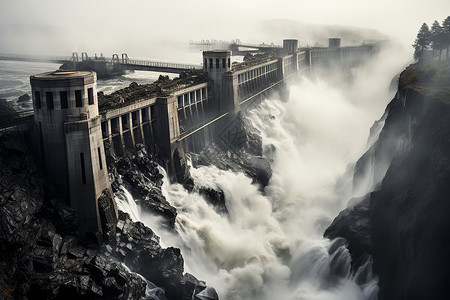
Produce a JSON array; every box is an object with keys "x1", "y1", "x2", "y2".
[
  {"x1": 0, "y1": 44, "x2": 410, "y2": 299},
  {"x1": 115, "y1": 182, "x2": 141, "y2": 222},
  {"x1": 129, "y1": 44, "x2": 409, "y2": 300}
]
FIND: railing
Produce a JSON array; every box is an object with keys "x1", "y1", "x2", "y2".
[
  {"x1": 0, "y1": 53, "x2": 201, "y2": 70},
  {"x1": 234, "y1": 43, "x2": 282, "y2": 49},
  {"x1": 117, "y1": 58, "x2": 201, "y2": 70},
  {"x1": 176, "y1": 111, "x2": 230, "y2": 142}
]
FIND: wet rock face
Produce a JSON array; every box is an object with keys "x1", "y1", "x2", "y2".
[
  {"x1": 106, "y1": 142, "x2": 177, "y2": 230},
  {"x1": 191, "y1": 114, "x2": 272, "y2": 190},
  {"x1": 324, "y1": 195, "x2": 373, "y2": 260},
  {"x1": 367, "y1": 95, "x2": 450, "y2": 300},
  {"x1": 0, "y1": 135, "x2": 43, "y2": 244},
  {"x1": 198, "y1": 187, "x2": 228, "y2": 215},
  {"x1": 102, "y1": 211, "x2": 210, "y2": 300},
  {"x1": 326, "y1": 63, "x2": 450, "y2": 300}
]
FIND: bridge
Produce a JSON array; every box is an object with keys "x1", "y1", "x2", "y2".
[
  {"x1": 0, "y1": 52, "x2": 201, "y2": 75},
  {"x1": 189, "y1": 39, "x2": 282, "y2": 55}
]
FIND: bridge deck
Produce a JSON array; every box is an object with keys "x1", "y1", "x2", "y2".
[{"x1": 0, "y1": 54, "x2": 202, "y2": 73}]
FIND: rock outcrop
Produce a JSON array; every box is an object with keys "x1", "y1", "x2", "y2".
[
  {"x1": 191, "y1": 114, "x2": 272, "y2": 190},
  {"x1": 105, "y1": 142, "x2": 177, "y2": 230},
  {"x1": 325, "y1": 61, "x2": 450, "y2": 299},
  {"x1": 0, "y1": 133, "x2": 213, "y2": 300},
  {"x1": 190, "y1": 114, "x2": 272, "y2": 214},
  {"x1": 17, "y1": 94, "x2": 30, "y2": 103}
]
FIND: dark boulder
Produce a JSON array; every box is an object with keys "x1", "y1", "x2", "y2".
[
  {"x1": 106, "y1": 142, "x2": 177, "y2": 229},
  {"x1": 198, "y1": 186, "x2": 228, "y2": 215},
  {"x1": 324, "y1": 195, "x2": 373, "y2": 260},
  {"x1": 104, "y1": 211, "x2": 208, "y2": 300},
  {"x1": 17, "y1": 94, "x2": 30, "y2": 103}
]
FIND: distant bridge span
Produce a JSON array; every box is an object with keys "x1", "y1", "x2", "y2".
[{"x1": 0, "y1": 52, "x2": 202, "y2": 74}]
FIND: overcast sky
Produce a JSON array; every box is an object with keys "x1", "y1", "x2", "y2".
[{"x1": 1, "y1": 0, "x2": 449, "y2": 60}]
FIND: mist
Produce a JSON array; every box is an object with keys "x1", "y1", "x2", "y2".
[
  {"x1": 2, "y1": 1, "x2": 449, "y2": 299},
  {"x1": 1, "y1": 0, "x2": 449, "y2": 61},
  {"x1": 112, "y1": 41, "x2": 411, "y2": 300}
]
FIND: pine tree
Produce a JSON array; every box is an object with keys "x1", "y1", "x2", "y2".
[
  {"x1": 442, "y1": 16, "x2": 450, "y2": 60},
  {"x1": 413, "y1": 23, "x2": 431, "y2": 61},
  {"x1": 431, "y1": 20, "x2": 444, "y2": 60}
]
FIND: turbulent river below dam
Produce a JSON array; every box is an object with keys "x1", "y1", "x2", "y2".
[
  {"x1": 0, "y1": 45, "x2": 409, "y2": 299},
  {"x1": 114, "y1": 45, "x2": 409, "y2": 300}
]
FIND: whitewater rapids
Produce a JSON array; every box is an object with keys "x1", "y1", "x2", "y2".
[{"x1": 119, "y1": 44, "x2": 410, "y2": 300}]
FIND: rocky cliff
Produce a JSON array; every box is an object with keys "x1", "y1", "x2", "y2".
[{"x1": 325, "y1": 61, "x2": 450, "y2": 299}]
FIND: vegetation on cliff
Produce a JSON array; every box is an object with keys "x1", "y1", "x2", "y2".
[{"x1": 399, "y1": 60, "x2": 450, "y2": 100}]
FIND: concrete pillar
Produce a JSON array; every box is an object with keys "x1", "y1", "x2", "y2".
[
  {"x1": 278, "y1": 57, "x2": 285, "y2": 81},
  {"x1": 118, "y1": 114, "x2": 125, "y2": 153},
  {"x1": 134, "y1": 109, "x2": 144, "y2": 145},
  {"x1": 293, "y1": 53, "x2": 299, "y2": 72},
  {"x1": 128, "y1": 112, "x2": 136, "y2": 149},
  {"x1": 106, "y1": 119, "x2": 112, "y2": 145}
]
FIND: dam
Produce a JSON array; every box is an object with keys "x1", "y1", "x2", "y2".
[{"x1": 1, "y1": 38, "x2": 377, "y2": 236}]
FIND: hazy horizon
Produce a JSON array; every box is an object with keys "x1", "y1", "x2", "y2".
[{"x1": 1, "y1": 0, "x2": 449, "y2": 62}]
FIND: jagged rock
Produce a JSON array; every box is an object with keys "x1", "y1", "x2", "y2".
[
  {"x1": 324, "y1": 195, "x2": 373, "y2": 259},
  {"x1": 191, "y1": 114, "x2": 271, "y2": 189},
  {"x1": 191, "y1": 142, "x2": 272, "y2": 189},
  {"x1": 0, "y1": 134, "x2": 43, "y2": 243},
  {"x1": 107, "y1": 143, "x2": 177, "y2": 229},
  {"x1": 158, "y1": 75, "x2": 170, "y2": 82},
  {"x1": 194, "y1": 287, "x2": 219, "y2": 300},
  {"x1": 97, "y1": 189, "x2": 118, "y2": 242},
  {"x1": 243, "y1": 156, "x2": 272, "y2": 187},
  {"x1": 98, "y1": 211, "x2": 207, "y2": 300},
  {"x1": 17, "y1": 94, "x2": 30, "y2": 103},
  {"x1": 198, "y1": 187, "x2": 227, "y2": 214},
  {"x1": 243, "y1": 53, "x2": 254, "y2": 62},
  {"x1": 38, "y1": 198, "x2": 79, "y2": 235}
]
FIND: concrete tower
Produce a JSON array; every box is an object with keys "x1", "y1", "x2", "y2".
[
  {"x1": 203, "y1": 50, "x2": 232, "y2": 113},
  {"x1": 328, "y1": 38, "x2": 342, "y2": 64},
  {"x1": 31, "y1": 70, "x2": 117, "y2": 239},
  {"x1": 283, "y1": 39, "x2": 298, "y2": 53},
  {"x1": 329, "y1": 38, "x2": 341, "y2": 48}
]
